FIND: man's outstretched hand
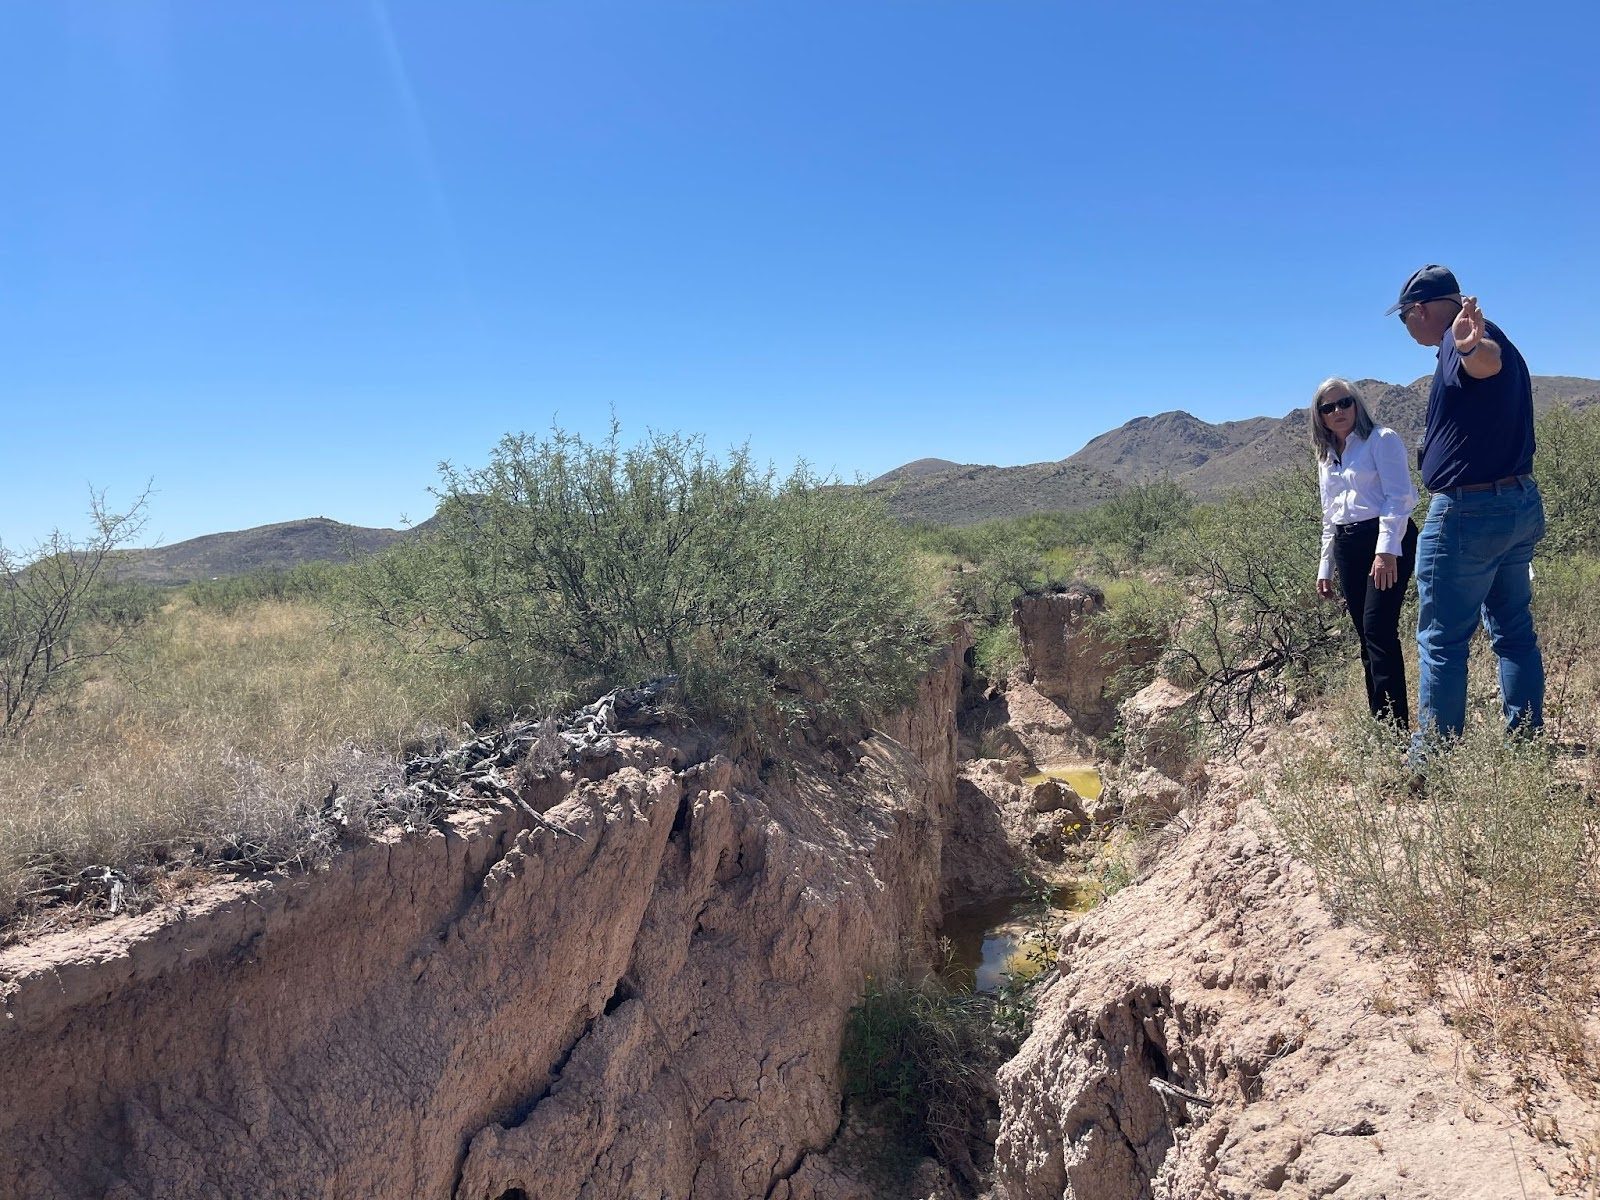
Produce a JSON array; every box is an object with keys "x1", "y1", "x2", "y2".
[{"x1": 1453, "y1": 296, "x2": 1485, "y2": 354}]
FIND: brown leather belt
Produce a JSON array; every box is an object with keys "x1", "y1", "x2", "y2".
[{"x1": 1444, "y1": 474, "x2": 1530, "y2": 494}]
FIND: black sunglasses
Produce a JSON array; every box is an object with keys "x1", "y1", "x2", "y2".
[{"x1": 1317, "y1": 396, "x2": 1355, "y2": 416}]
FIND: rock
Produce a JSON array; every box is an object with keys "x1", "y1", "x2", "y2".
[
  {"x1": 1117, "y1": 676, "x2": 1198, "y2": 780},
  {"x1": 997, "y1": 676, "x2": 1095, "y2": 765},
  {"x1": 1012, "y1": 586, "x2": 1158, "y2": 737},
  {"x1": 1091, "y1": 767, "x2": 1185, "y2": 828},
  {"x1": 1028, "y1": 777, "x2": 1079, "y2": 814},
  {"x1": 990, "y1": 781, "x2": 1586, "y2": 1200},
  {"x1": 943, "y1": 759, "x2": 1088, "y2": 901}
]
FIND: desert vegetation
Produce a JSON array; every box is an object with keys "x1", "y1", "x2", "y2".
[
  {"x1": 0, "y1": 596, "x2": 468, "y2": 939},
  {"x1": 1269, "y1": 548, "x2": 1600, "y2": 1098},
  {"x1": 0, "y1": 426, "x2": 935, "y2": 940},
  {"x1": 341, "y1": 425, "x2": 935, "y2": 731},
  {"x1": 908, "y1": 478, "x2": 1191, "y2": 676},
  {"x1": 1, "y1": 490, "x2": 157, "y2": 737},
  {"x1": 840, "y1": 969, "x2": 998, "y2": 1188}
]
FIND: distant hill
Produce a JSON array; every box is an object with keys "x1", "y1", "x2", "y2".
[
  {"x1": 869, "y1": 374, "x2": 1600, "y2": 526},
  {"x1": 120, "y1": 517, "x2": 424, "y2": 586},
  {"x1": 863, "y1": 461, "x2": 1126, "y2": 526},
  {"x1": 868, "y1": 458, "x2": 971, "y2": 485}
]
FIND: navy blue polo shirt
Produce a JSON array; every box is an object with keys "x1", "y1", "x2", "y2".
[{"x1": 1416, "y1": 319, "x2": 1535, "y2": 491}]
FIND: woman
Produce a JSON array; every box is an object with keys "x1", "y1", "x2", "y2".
[{"x1": 1311, "y1": 377, "x2": 1420, "y2": 727}]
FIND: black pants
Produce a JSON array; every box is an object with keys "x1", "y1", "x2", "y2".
[{"x1": 1331, "y1": 517, "x2": 1419, "y2": 727}]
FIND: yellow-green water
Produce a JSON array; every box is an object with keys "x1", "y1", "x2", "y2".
[{"x1": 1022, "y1": 765, "x2": 1103, "y2": 801}]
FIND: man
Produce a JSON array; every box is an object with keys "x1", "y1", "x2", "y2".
[{"x1": 1389, "y1": 264, "x2": 1544, "y2": 751}]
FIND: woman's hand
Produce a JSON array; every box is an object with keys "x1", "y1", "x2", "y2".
[
  {"x1": 1317, "y1": 578, "x2": 1336, "y2": 599},
  {"x1": 1370, "y1": 553, "x2": 1398, "y2": 590}
]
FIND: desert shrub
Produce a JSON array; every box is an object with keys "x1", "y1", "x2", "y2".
[
  {"x1": 1088, "y1": 575, "x2": 1186, "y2": 707},
  {"x1": 1533, "y1": 555, "x2": 1600, "y2": 753},
  {"x1": 1, "y1": 492, "x2": 153, "y2": 736},
  {"x1": 1158, "y1": 466, "x2": 1345, "y2": 746},
  {"x1": 840, "y1": 971, "x2": 994, "y2": 1185},
  {"x1": 909, "y1": 480, "x2": 1194, "y2": 577},
  {"x1": 1078, "y1": 477, "x2": 1195, "y2": 564},
  {"x1": 184, "y1": 560, "x2": 346, "y2": 613},
  {"x1": 339, "y1": 426, "x2": 934, "y2": 732},
  {"x1": 1535, "y1": 404, "x2": 1600, "y2": 560},
  {"x1": 972, "y1": 621, "x2": 1023, "y2": 680},
  {"x1": 943, "y1": 529, "x2": 1057, "y2": 629},
  {"x1": 1273, "y1": 714, "x2": 1599, "y2": 1078}
]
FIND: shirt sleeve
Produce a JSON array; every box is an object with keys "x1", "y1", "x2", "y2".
[
  {"x1": 1317, "y1": 461, "x2": 1335, "y2": 582},
  {"x1": 1370, "y1": 428, "x2": 1419, "y2": 557}
]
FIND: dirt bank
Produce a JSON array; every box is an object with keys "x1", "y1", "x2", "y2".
[
  {"x1": 0, "y1": 647, "x2": 962, "y2": 1200},
  {"x1": 991, "y1": 753, "x2": 1589, "y2": 1199}
]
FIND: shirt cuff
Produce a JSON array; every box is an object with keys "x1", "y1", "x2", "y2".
[{"x1": 1375, "y1": 514, "x2": 1408, "y2": 557}]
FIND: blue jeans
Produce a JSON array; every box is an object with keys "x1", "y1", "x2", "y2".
[{"x1": 1413, "y1": 477, "x2": 1545, "y2": 747}]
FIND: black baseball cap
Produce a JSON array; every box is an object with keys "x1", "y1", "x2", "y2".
[{"x1": 1385, "y1": 264, "x2": 1461, "y2": 315}]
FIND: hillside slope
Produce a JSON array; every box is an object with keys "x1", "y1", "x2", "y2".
[{"x1": 870, "y1": 374, "x2": 1598, "y2": 526}]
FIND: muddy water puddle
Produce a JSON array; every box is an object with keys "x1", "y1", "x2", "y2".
[
  {"x1": 940, "y1": 882, "x2": 1097, "y2": 994},
  {"x1": 1021, "y1": 764, "x2": 1103, "y2": 800}
]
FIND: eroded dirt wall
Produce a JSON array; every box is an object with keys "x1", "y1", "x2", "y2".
[{"x1": 0, "y1": 645, "x2": 962, "y2": 1200}]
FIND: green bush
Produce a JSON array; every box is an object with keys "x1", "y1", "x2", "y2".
[
  {"x1": 911, "y1": 482, "x2": 1198, "y2": 686},
  {"x1": 1535, "y1": 404, "x2": 1600, "y2": 560},
  {"x1": 952, "y1": 529, "x2": 1057, "y2": 626},
  {"x1": 1078, "y1": 477, "x2": 1195, "y2": 564},
  {"x1": 1531, "y1": 554, "x2": 1600, "y2": 749},
  {"x1": 1159, "y1": 465, "x2": 1346, "y2": 746},
  {"x1": 339, "y1": 425, "x2": 935, "y2": 732},
  {"x1": 909, "y1": 480, "x2": 1194, "y2": 580},
  {"x1": 1088, "y1": 575, "x2": 1186, "y2": 707},
  {"x1": 1, "y1": 493, "x2": 153, "y2": 737},
  {"x1": 840, "y1": 971, "x2": 992, "y2": 1185},
  {"x1": 972, "y1": 621, "x2": 1023, "y2": 680},
  {"x1": 184, "y1": 560, "x2": 345, "y2": 614}
]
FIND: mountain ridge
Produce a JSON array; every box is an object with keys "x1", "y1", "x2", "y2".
[
  {"x1": 866, "y1": 373, "x2": 1599, "y2": 524},
  {"x1": 115, "y1": 374, "x2": 1600, "y2": 579}
]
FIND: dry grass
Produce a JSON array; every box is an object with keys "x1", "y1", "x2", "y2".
[
  {"x1": 1271, "y1": 666, "x2": 1600, "y2": 1097},
  {"x1": 0, "y1": 598, "x2": 476, "y2": 942}
]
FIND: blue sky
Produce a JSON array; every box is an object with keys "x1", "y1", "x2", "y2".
[{"x1": 4, "y1": 1, "x2": 1597, "y2": 550}]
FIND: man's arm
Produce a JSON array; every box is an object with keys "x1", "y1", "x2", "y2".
[{"x1": 1452, "y1": 296, "x2": 1503, "y2": 379}]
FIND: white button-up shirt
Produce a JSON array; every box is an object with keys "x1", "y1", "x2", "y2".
[{"x1": 1317, "y1": 426, "x2": 1418, "y2": 582}]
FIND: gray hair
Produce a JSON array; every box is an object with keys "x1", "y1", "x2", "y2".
[{"x1": 1309, "y1": 377, "x2": 1376, "y2": 463}]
